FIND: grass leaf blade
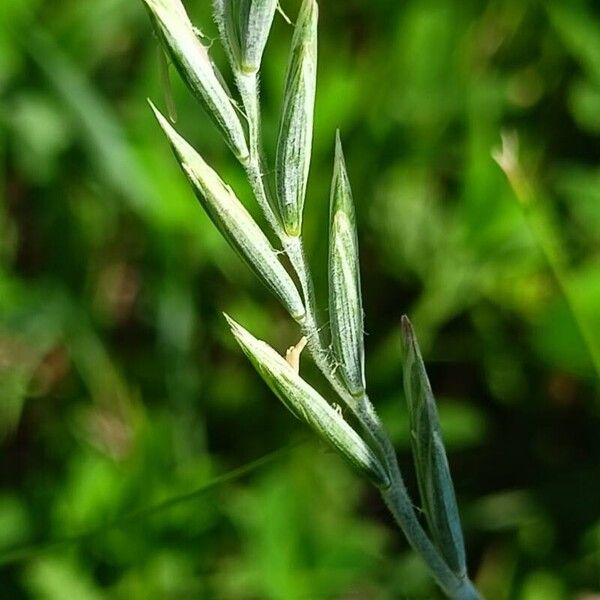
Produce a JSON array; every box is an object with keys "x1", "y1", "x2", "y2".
[{"x1": 0, "y1": 443, "x2": 292, "y2": 567}]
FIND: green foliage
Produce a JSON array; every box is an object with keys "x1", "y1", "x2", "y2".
[{"x1": 0, "y1": 0, "x2": 599, "y2": 598}]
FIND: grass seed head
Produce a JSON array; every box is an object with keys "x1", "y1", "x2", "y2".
[
  {"x1": 400, "y1": 315, "x2": 467, "y2": 577},
  {"x1": 275, "y1": 0, "x2": 318, "y2": 236},
  {"x1": 328, "y1": 132, "x2": 365, "y2": 396},
  {"x1": 241, "y1": 0, "x2": 279, "y2": 73},
  {"x1": 143, "y1": 0, "x2": 249, "y2": 161},
  {"x1": 151, "y1": 102, "x2": 305, "y2": 321},
  {"x1": 225, "y1": 314, "x2": 390, "y2": 488}
]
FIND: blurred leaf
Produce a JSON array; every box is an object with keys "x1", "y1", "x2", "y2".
[
  {"x1": 24, "y1": 27, "x2": 158, "y2": 216},
  {"x1": 520, "y1": 570, "x2": 567, "y2": 600},
  {"x1": 0, "y1": 443, "x2": 292, "y2": 567},
  {"x1": 24, "y1": 557, "x2": 105, "y2": 600},
  {"x1": 0, "y1": 495, "x2": 31, "y2": 551}
]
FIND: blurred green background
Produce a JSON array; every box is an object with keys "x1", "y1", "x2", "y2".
[{"x1": 1, "y1": 0, "x2": 599, "y2": 598}]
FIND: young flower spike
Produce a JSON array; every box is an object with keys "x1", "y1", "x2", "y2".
[
  {"x1": 214, "y1": 0, "x2": 279, "y2": 74},
  {"x1": 150, "y1": 102, "x2": 305, "y2": 322},
  {"x1": 275, "y1": 0, "x2": 318, "y2": 236},
  {"x1": 328, "y1": 132, "x2": 365, "y2": 396},
  {"x1": 400, "y1": 316, "x2": 467, "y2": 578},
  {"x1": 142, "y1": 0, "x2": 249, "y2": 161},
  {"x1": 139, "y1": 2, "x2": 483, "y2": 596},
  {"x1": 225, "y1": 315, "x2": 390, "y2": 488}
]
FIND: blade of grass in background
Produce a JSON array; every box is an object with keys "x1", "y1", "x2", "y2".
[
  {"x1": 24, "y1": 27, "x2": 158, "y2": 216},
  {"x1": 494, "y1": 132, "x2": 600, "y2": 380},
  {"x1": 0, "y1": 442, "x2": 296, "y2": 567}
]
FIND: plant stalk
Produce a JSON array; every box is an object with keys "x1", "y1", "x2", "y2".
[
  {"x1": 283, "y1": 235, "x2": 391, "y2": 459},
  {"x1": 237, "y1": 71, "x2": 284, "y2": 241},
  {"x1": 382, "y1": 478, "x2": 482, "y2": 600}
]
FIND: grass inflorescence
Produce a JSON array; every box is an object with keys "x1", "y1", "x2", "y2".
[{"x1": 141, "y1": 1, "x2": 483, "y2": 598}]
